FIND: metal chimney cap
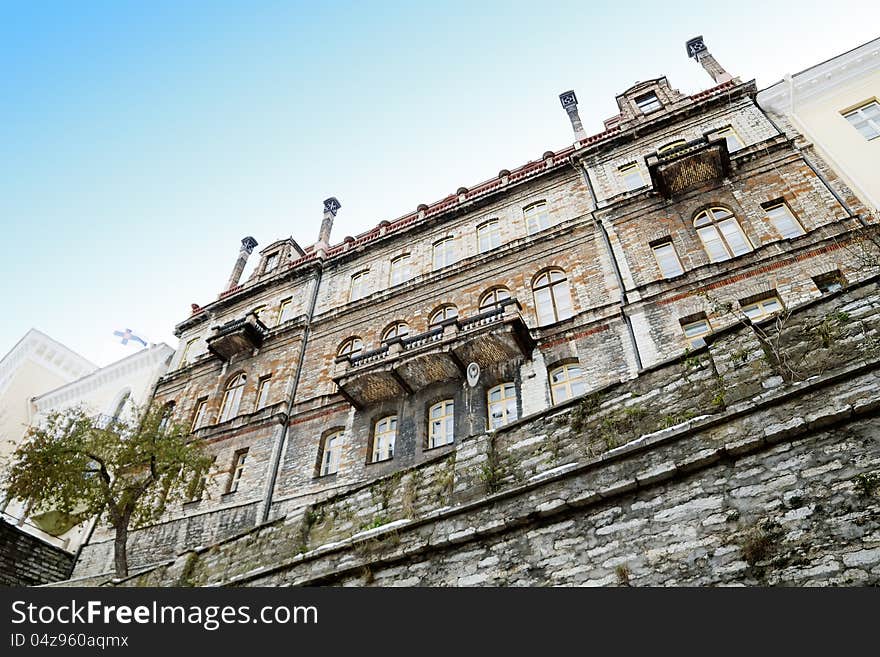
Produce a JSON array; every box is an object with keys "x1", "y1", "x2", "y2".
[{"x1": 323, "y1": 197, "x2": 342, "y2": 216}]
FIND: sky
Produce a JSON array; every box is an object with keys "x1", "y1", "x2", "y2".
[{"x1": 1, "y1": 1, "x2": 878, "y2": 367}]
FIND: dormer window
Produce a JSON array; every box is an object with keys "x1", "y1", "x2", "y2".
[
  {"x1": 635, "y1": 92, "x2": 662, "y2": 114},
  {"x1": 265, "y1": 253, "x2": 279, "y2": 272}
]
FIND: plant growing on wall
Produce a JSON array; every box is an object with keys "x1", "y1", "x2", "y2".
[{"x1": 4, "y1": 404, "x2": 213, "y2": 579}]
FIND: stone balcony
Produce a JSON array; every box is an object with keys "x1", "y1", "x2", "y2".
[
  {"x1": 206, "y1": 311, "x2": 269, "y2": 361},
  {"x1": 333, "y1": 299, "x2": 534, "y2": 407},
  {"x1": 646, "y1": 135, "x2": 731, "y2": 198}
]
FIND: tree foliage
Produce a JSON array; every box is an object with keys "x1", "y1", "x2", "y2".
[{"x1": 4, "y1": 403, "x2": 212, "y2": 577}]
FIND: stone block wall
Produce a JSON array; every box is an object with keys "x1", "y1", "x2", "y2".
[{"x1": 1, "y1": 520, "x2": 74, "y2": 587}]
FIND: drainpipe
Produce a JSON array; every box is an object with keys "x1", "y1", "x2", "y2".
[
  {"x1": 572, "y1": 159, "x2": 644, "y2": 371},
  {"x1": 259, "y1": 198, "x2": 338, "y2": 523}
]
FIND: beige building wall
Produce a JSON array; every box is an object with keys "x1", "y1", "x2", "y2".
[{"x1": 758, "y1": 38, "x2": 880, "y2": 215}]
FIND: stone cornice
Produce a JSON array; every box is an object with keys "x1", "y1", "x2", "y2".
[{"x1": 0, "y1": 329, "x2": 96, "y2": 399}]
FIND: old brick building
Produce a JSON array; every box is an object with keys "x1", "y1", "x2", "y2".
[{"x1": 70, "y1": 37, "x2": 878, "y2": 580}]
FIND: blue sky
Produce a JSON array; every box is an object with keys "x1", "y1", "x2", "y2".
[{"x1": 2, "y1": 1, "x2": 878, "y2": 366}]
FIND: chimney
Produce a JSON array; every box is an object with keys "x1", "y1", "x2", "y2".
[
  {"x1": 559, "y1": 90, "x2": 587, "y2": 141},
  {"x1": 226, "y1": 236, "x2": 258, "y2": 290},
  {"x1": 316, "y1": 197, "x2": 341, "y2": 257},
  {"x1": 686, "y1": 36, "x2": 733, "y2": 85}
]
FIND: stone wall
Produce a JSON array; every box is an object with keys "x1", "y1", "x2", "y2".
[
  {"x1": 0, "y1": 520, "x2": 74, "y2": 587},
  {"x1": 65, "y1": 277, "x2": 880, "y2": 586}
]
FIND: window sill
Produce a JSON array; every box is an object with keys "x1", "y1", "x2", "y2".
[
  {"x1": 425, "y1": 441, "x2": 454, "y2": 452},
  {"x1": 367, "y1": 457, "x2": 394, "y2": 466}
]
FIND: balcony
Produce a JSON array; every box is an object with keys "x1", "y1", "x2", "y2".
[
  {"x1": 646, "y1": 136, "x2": 731, "y2": 198},
  {"x1": 333, "y1": 299, "x2": 534, "y2": 407},
  {"x1": 206, "y1": 311, "x2": 268, "y2": 361}
]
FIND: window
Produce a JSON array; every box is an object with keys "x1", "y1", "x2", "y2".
[
  {"x1": 549, "y1": 364, "x2": 586, "y2": 404},
  {"x1": 740, "y1": 295, "x2": 783, "y2": 321},
  {"x1": 711, "y1": 126, "x2": 744, "y2": 152},
  {"x1": 433, "y1": 238, "x2": 456, "y2": 270},
  {"x1": 179, "y1": 338, "x2": 198, "y2": 368},
  {"x1": 255, "y1": 376, "x2": 271, "y2": 410},
  {"x1": 277, "y1": 298, "x2": 294, "y2": 325},
  {"x1": 337, "y1": 337, "x2": 364, "y2": 359},
  {"x1": 111, "y1": 391, "x2": 131, "y2": 422},
  {"x1": 187, "y1": 456, "x2": 215, "y2": 502},
  {"x1": 479, "y1": 287, "x2": 511, "y2": 311},
  {"x1": 764, "y1": 202, "x2": 805, "y2": 239},
  {"x1": 350, "y1": 271, "x2": 369, "y2": 302},
  {"x1": 320, "y1": 431, "x2": 342, "y2": 476},
  {"x1": 191, "y1": 398, "x2": 208, "y2": 432},
  {"x1": 694, "y1": 207, "x2": 753, "y2": 262},
  {"x1": 265, "y1": 253, "x2": 279, "y2": 272},
  {"x1": 218, "y1": 374, "x2": 246, "y2": 423},
  {"x1": 813, "y1": 270, "x2": 846, "y2": 294},
  {"x1": 635, "y1": 92, "x2": 662, "y2": 114},
  {"x1": 158, "y1": 402, "x2": 175, "y2": 433},
  {"x1": 477, "y1": 220, "x2": 502, "y2": 253},
  {"x1": 227, "y1": 449, "x2": 248, "y2": 493},
  {"x1": 524, "y1": 202, "x2": 551, "y2": 235},
  {"x1": 681, "y1": 317, "x2": 712, "y2": 347},
  {"x1": 618, "y1": 163, "x2": 645, "y2": 191},
  {"x1": 429, "y1": 305, "x2": 458, "y2": 327},
  {"x1": 428, "y1": 400, "x2": 455, "y2": 448},
  {"x1": 652, "y1": 241, "x2": 684, "y2": 278},
  {"x1": 533, "y1": 269, "x2": 574, "y2": 325},
  {"x1": 843, "y1": 100, "x2": 880, "y2": 140},
  {"x1": 658, "y1": 139, "x2": 686, "y2": 154},
  {"x1": 488, "y1": 383, "x2": 517, "y2": 429},
  {"x1": 389, "y1": 254, "x2": 412, "y2": 286},
  {"x1": 382, "y1": 322, "x2": 409, "y2": 342},
  {"x1": 371, "y1": 416, "x2": 397, "y2": 462}
]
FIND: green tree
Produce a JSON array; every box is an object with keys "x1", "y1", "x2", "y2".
[{"x1": 4, "y1": 404, "x2": 212, "y2": 579}]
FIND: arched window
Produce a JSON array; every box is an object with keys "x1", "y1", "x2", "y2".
[
  {"x1": 694, "y1": 207, "x2": 752, "y2": 262},
  {"x1": 477, "y1": 219, "x2": 502, "y2": 253},
  {"x1": 389, "y1": 254, "x2": 412, "y2": 286},
  {"x1": 319, "y1": 430, "x2": 343, "y2": 476},
  {"x1": 218, "y1": 374, "x2": 246, "y2": 423},
  {"x1": 429, "y1": 305, "x2": 458, "y2": 327},
  {"x1": 382, "y1": 322, "x2": 409, "y2": 342},
  {"x1": 658, "y1": 139, "x2": 687, "y2": 154},
  {"x1": 524, "y1": 202, "x2": 551, "y2": 235},
  {"x1": 433, "y1": 237, "x2": 456, "y2": 270},
  {"x1": 158, "y1": 401, "x2": 175, "y2": 432},
  {"x1": 428, "y1": 400, "x2": 455, "y2": 448},
  {"x1": 110, "y1": 390, "x2": 131, "y2": 422},
  {"x1": 479, "y1": 287, "x2": 511, "y2": 311},
  {"x1": 349, "y1": 270, "x2": 369, "y2": 302},
  {"x1": 488, "y1": 383, "x2": 517, "y2": 429},
  {"x1": 549, "y1": 364, "x2": 586, "y2": 405},
  {"x1": 337, "y1": 337, "x2": 364, "y2": 359},
  {"x1": 533, "y1": 269, "x2": 574, "y2": 325},
  {"x1": 372, "y1": 416, "x2": 397, "y2": 462}
]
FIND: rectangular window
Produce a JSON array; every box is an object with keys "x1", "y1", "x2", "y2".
[
  {"x1": 652, "y1": 241, "x2": 684, "y2": 278},
  {"x1": 740, "y1": 295, "x2": 783, "y2": 321},
  {"x1": 389, "y1": 255, "x2": 412, "y2": 286},
  {"x1": 372, "y1": 416, "x2": 397, "y2": 462},
  {"x1": 227, "y1": 449, "x2": 248, "y2": 494},
  {"x1": 187, "y1": 456, "x2": 215, "y2": 502},
  {"x1": 843, "y1": 100, "x2": 880, "y2": 140},
  {"x1": 488, "y1": 383, "x2": 517, "y2": 429},
  {"x1": 255, "y1": 376, "x2": 271, "y2": 410},
  {"x1": 428, "y1": 400, "x2": 455, "y2": 448},
  {"x1": 681, "y1": 318, "x2": 711, "y2": 347},
  {"x1": 635, "y1": 92, "x2": 662, "y2": 114},
  {"x1": 265, "y1": 253, "x2": 279, "y2": 272},
  {"x1": 277, "y1": 298, "x2": 294, "y2": 325},
  {"x1": 711, "y1": 126, "x2": 744, "y2": 152},
  {"x1": 320, "y1": 432, "x2": 342, "y2": 476},
  {"x1": 618, "y1": 163, "x2": 645, "y2": 191},
  {"x1": 764, "y1": 201, "x2": 805, "y2": 239},
  {"x1": 813, "y1": 270, "x2": 846, "y2": 294},
  {"x1": 191, "y1": 398, "x2": 208, "y2": 432}
]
